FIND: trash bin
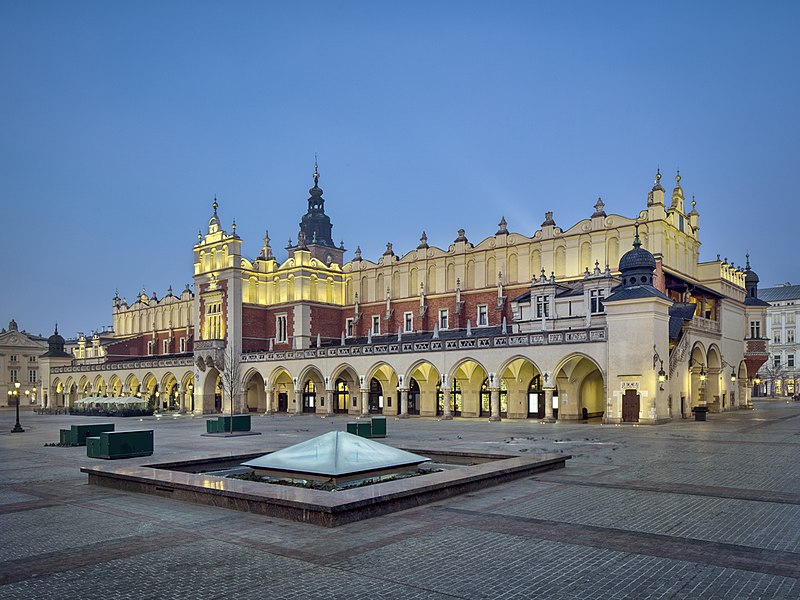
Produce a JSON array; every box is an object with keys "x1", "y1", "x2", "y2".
[
  {"x1": 370, "y1": 416, "x2": 387, "y2": 438},
  {"x1": 346, "y1": 422, "x2": 358, "y2": 435},
  {"x1": 356, "y1": 421, "x2": 372, "y2": 438},
  {"x1": 692, "y1": 406, "x2": 709, "y2": 421},
  {"x1": 206, "y1": 419, "x2": 218, "y2": 433}
]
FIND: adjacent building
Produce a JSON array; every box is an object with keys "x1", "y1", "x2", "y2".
[
  {"x1": 755, "y1": 283, "x2": 800, "y2": 397},
  {"x1": 34, "y1": 166, "x2": 770, "y2": 423},
  {"x1": 0, "y1": 320, "x2": 47, "y2": 406}
]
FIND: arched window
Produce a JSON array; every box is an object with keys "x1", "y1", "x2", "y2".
[{"x1": 303, "y1": 380, "x2": 316, "y2": 413}]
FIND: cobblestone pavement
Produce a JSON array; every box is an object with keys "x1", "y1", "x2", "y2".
[{"x1": 0, "y1": 401, "x2": 798, "y2": 599}]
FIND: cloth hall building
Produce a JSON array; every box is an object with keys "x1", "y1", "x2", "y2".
[{"x1": 35, "y1": 167, "x2": 770, "y2": 424}]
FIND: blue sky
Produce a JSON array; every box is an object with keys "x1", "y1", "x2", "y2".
[{"x1": 1, "y1": 1, "x2": 798, "y2": 338}]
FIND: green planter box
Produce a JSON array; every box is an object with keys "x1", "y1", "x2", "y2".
[
  {"x1": 71, "y1": 423, "x2": 115, "y2": 446},
  {"x1": 206, "y1": 419, "x2": 219, "y2": 433},
  {"x1": 97, "y1": 430, "x2": 153, "y2": 459},
  {"x1": 86, "y1": 436, "x2": 100, "y2": 458},
  {"x1": 356, "y1": 421, "x2": 372, "y2": 438},
  {"x1": 346, "y1": 422, "x2": 358, "y2": 435},
  {"x1": 60, "y1": 429, "x2": 71, "y2": 445},
  {"x1": 218, "y1": 414, "x2": 251, "y2": 432},
  {"x1": 370, "y1": 416, "x2": 387, "y2": 438}
]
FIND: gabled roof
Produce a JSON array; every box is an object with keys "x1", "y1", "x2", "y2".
[
  {"x1": 242, "y1": 431, "x2": 429, "y2": 477},
  {"x1": 758, "y1": 285, "x2": 800, "y2": 303}
]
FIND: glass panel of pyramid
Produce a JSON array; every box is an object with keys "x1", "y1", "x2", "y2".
[{"x1": 242, "y1": 431, "x2": 429, "y2": 477}]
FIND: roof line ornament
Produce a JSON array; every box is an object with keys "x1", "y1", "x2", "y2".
[
  {"x1": 633, "y1": 222, "x2": 642, "y2": 249},
  {"x1": 313, "y1": 154, "x2": 319, "y2": 187}
]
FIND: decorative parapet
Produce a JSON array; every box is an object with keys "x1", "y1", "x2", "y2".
[
  {"x1": 242, "y1": 327, "x2": 607, "y2": 363},
  {"x1": 52, "y1": 356, "x2": 193, "y2": 375},
  {"x1": 686, "y1": 316, "x2": 721, "y2": 335},
  {"x1": 194, "y1": 339, "x2": 225, "y2": 351}
]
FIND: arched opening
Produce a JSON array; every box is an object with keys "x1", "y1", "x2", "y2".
[
  {"x1": 181, "y1": 372, "x2": 195, "y2": 412},
  {"x1": 448, "y1": 359, "x2": 488, "y2": 417},
  {"x1": 499, "y1": 357, "x2": 542, "y2": 419},
  {"x1": 405, "y1": 361, "x2": 440, "y2": 417},
  {"x1": 303, "y1": 380, "x2": 317, "y2": 413},
  {"x1": 268, "y1": 368, "x2": 293, "y2": 413},
  {"x1": 688, "y1": 343, "x2": 707, "y2": 415},
  {"x1": 407, "y1": 378, "x2": 421, "y2": 415},
  {"x1": 480, "y1": 378, "x2": 507, "y2": 417},
  {"x1": 161, "y1": 372, "x2": 179, "y2": 411},
  {"x1": 244, "y1": 370, "x2": 266, "y2": 413},
  {"x1": 335, "y1": 378, "x2": 350, "y2": 413},
  {"x1": 369, "y1": 378, "x2": 383, "y2": 414},
  {"x1": 528, "y1": 375, "x2": 544, "y2": 418},
  {"x1": 553, "y1": 354, "x2": 605, "y2": 421},
  {"x1": 437, "y1": 379, "x2": 462, "y2": 416},
  {"x1": 108, "y1": 375, "x2": 122, "y2": 398}
]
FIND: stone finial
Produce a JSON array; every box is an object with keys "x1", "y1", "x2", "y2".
[
  {"x1": 496, "y1": 216, "x2": 508, "y2": 235},
  {"x1": 384, "y1": 242, "x2": 394, "y2": 256},
  {"x1": 541, "y1": 211, "x2": 556, "y2": 227},
  {"x1": 354, "y1": 245, "x2": 362, "y2": 261},
  {"x1": 652, "y1": 167, "x2": 664, "y2": 191},
  {"x1": 592, "y1": 197, "x2": 606, "y2": 218},
  {"x1": 417, "y1": 231, "x2": 429, "y2": 250},
  {"x1": 454, "y1": 229, "x2": 468, "y2": 243}
]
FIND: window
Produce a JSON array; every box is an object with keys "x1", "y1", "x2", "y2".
[
  {"x1": 773, "y1": 355, "x2": 781, "y2": 368},
  {"x1": 788, "y1": 329, "x2": 795, "y2": 344},
  {"x1": 477, "y1": 304, "x2": 488, "y2": 327},
  {"x1": 28, "y1": 356, "x2": 36, "y2": 363},
  {"x1": 163, "y1": 339, "x2": 169, "y2": 354},
  {"x1": 439, "y1": 309, "x2": 449, "y2": 330},
  {"x1": 9, "y1": 369, "x2": 18, "y2": 383},
  {"x1": 750, "y1": 321, "x2": 761, "y2": 339},
  {"x1": 788, "y1": 354, "x2": 795, "y2": 368},
  {"x1": 28, "y1": 369, "x2": 37, "y2": 383},
  {"x1": 773, "y1": 330, "x2": 782, "y2": 344},
  {"x1": 147, "y1": 340, "x2": 155, "y2": 355},
  {"x1": 179, "y1": 337, "x2": 186, "y2": 353},
  {"x1": 372, "y1": 315, "x2": 380, "y2": 335},
  {"x1": 536, "y1": 295, "x2": 550, "y2": 319},
  {"x1": 590, "y1": 289, "x2": 605, "y2": 314},
  {"x1": 204, "y1": 301, "x2": 223, "y2": 340},
  {"x1": 10, "y1": 355, "x2": 17, "y2": 363},
  {"x1": 276, "y1": 314, "x2": 288, "y2": 343},
  {"x1": 345, "y1": 317, "x2": 354, "y2": 337},
  {"x1": 404, "y1": 312, "x2": 413, "y2": 333}
]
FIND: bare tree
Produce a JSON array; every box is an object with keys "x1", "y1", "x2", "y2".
[
  {"x1": 758, "y1": 360, "x2": 787, "y2": 396},
  {"x1": 219, "y1": 343, "x2": 242, "y2": 434}
]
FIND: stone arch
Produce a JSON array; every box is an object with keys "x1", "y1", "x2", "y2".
[
  {"x1": 242, "y1": 368, "x2": 265, "y2": 413},
  {"x1": 78, "y1": 375, "x2": 90, "y2": 399},
  {"x1": 705, "y1": 344, "x2": 723, "y2": 410},
  {"x1": 508, "y1": 253, "x2": 518, "y2": 283},
  {"x1": 330, "y1": 363, "x2": 359, "y2": 414},
  {"x1": 465, "y1": 259, "x2": 475, "y2": 289},
  {"x1": 298, "y1": 365, "x2": 325, "y2": 414},
  {"x1": 486, "y1": 256, "x2": 496, "y2": 286},
  {"x1": 405, "y1": 360, "x2": 441, "y2": 416},
  {"x1": 530, "y1": 249, "x2": 541, "y2": 280},
  {"x1": 267, "y1": 366, "x2": 293, "y2": 413},
  {"x1": 160, "y1": 371, "x2": 180, "y2": 411},
  {"x1": 446, "y1": 262, "x2": 455, "y2": 291},
  {"x1": 449, "y1": 358, "x2": 489, "y2": 417},
  {"x1": 427, "y1": 264, "x2": 437, "y2": 294},
  {"x1": 51, "y1": 377, "x2": 64, "y2": 407},
  {"x1": 141, "y1": 372, "x2": 159, "y2": 408},
  {"x1": 125, "y1": 373, "x2": 140, "y2": 396},
  {"x1": 580, "y1": 240, "x2": 592, "y2": 272},
  {"x1": 375, "y1": 273, "x2": 384, "y2": 302},
  {"x1": 498, "y1": 356, "x2": 543, "y2": 418},
  {"x1": 553, "y1": 353, "x2": 606, "y2": 421},
  {"x1": 108, "y1": 374, "x2": 123, "y2": 397},
  {"x1": 555, "y1": 245, "x2": 566, "y2": 277},
  {"x1": 365, "y1": 362, "x2": 400, "y2": 415},
  {"x1": 202, "y1": 367, "x2": 222, "y2": 413},
  {"x1": 93, "y1": 375, "x2": 107, "y2": 397},
  {"x1": 608, "y1": 236, "x2": 620, "y2": 270},
  {"x1": 180, "y1": 371, "x2": 195, "y2": 412}
]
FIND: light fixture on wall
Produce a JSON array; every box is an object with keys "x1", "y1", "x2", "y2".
[
  {"x1": 699, "y1": 367, "x2": 707, "y2": 383},
  {"x1": 658, "y1": 361, "x2": 666, "y2": 391},
  {"x1": 753, "y1": 376, "x2": 761, "y2": 386},
  {"x1": 730, "y1": 369, "x2": 736, "y2": 383}
]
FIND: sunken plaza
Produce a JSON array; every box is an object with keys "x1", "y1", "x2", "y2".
[{"x1": 1, "y1": 401, "x2": 798, "y2": 599}]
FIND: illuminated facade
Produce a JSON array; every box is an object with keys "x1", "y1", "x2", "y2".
[
  {"x1": 755, "y1": 283, "x2": 800, "y2": 397},
  {"x1": 37, "y1": 167, "x2": 770, "y2": 423}
]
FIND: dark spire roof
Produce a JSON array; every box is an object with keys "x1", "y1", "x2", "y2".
[
  {"x1": 605, "y1": 223, "x2": 669, "y2": 303},
  {"x1": 42, "y1": 324, "x2": 70, "y2": 358},
  {"x1": 297, "y1": 160, "x2": 336, "y2": 248}
]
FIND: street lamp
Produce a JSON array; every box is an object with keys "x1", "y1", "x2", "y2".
[{"x1": 10, "y1": 381, "x2": 24, "y2": 433}]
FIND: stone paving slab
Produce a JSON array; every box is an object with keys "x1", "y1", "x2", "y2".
[{"x1": 0, "y1": 402, "x2": 798, "y2": 598}]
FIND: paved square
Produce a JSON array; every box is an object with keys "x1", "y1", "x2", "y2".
[{"x1": 1, "y1": 402, "x2": 798, "y2": 599}]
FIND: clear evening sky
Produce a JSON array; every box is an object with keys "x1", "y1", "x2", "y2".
[{"x1": 1, "y1": 1, "x2": 798, "y2": 339}]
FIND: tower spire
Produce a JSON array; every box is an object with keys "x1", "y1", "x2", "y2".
[
  {"x1": 313, "y1": 154, "x2": 319, "y2": 187},
  {"x1": 633, "y1": 222, "x2": 641, "y2": 249}
]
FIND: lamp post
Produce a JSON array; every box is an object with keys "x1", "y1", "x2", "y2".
[{"x1": 10, "y1": 381, "x2": 24, "y2": 433}]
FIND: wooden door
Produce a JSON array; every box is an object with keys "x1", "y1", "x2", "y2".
[{"x1": 622, "y1": 389, "x2": 639, "y2": 422}]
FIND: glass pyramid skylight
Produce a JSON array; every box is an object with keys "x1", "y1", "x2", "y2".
[{"x1": 242, "y1": 431, "x2": 429, "y2": 477}]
